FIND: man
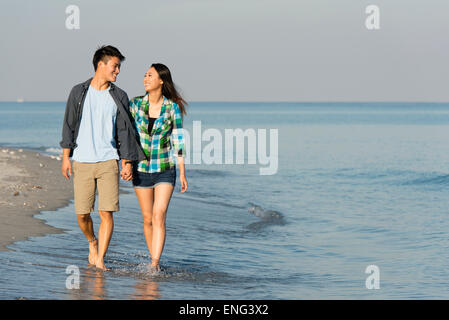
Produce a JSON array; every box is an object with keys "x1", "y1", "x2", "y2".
[{"x1": 60, "y1": 45, "x2": 146, "y2": 271}]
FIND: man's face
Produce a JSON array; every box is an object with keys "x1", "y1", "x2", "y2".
[{"x1": 98, "y1": 56, "x2": 121, "y2": 82}]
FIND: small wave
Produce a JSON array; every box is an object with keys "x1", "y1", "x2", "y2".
[
  {"x1": 246, "y1": 202, "x2": 286, "y2": 230},
  {"x1": 248, "y1": 202, "x2": 284, "y2": 220},
  {"x1": 402, "y1": 174, "x2": 449, "y2": 187},
  {"x1": 330, "y1": 168, "x2": 449, "y2": 188},
  {"x1": 333, "y1": 168, "x2": 417, "y2": 180},
  {"x1": 29, "y1": 146, "x2": 63, "y2": 157},
  {"x1": 111, "y1": 261, "x2": 231, "y2": 283},
  {"x1": 174, "y1": 192, "x2": 246, "y2": 210},
  {"x1": 187, "y1": 168, "x2": 231, "y2": 178},
  {"x1": 44, "y1": 147, "x2": 63, "y2": 155}
]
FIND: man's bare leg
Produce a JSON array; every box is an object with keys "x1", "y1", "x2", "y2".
[
  {"x1": 77, "y1": 213, "x2": 98, "y2": 265},
  {"x1": 96, "y1": 210, "x2": 114, "y2": 271}
]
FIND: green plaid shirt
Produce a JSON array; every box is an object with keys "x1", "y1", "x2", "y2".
[{"x1": 129, "y1": 95, "x2": 186, "y2": 173}]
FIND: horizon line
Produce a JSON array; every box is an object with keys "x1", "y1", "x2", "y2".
[{"x1": 1, "y1": 100, "x2": 449, "y2": 104}]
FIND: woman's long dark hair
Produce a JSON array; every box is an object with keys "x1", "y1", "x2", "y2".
[{"x1": 151, "y1": 63, "x2": 187, "y2": 117}]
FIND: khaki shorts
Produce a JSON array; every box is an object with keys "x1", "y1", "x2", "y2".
[{"x1": 72, "y1": 159, "x2": 119, "y2": 215}]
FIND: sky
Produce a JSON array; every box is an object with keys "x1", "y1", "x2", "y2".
[{"x1": 1, "y1": 0, "x2": 448, "y2": 102}]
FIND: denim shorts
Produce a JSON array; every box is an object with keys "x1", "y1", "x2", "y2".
[{"x1": 132, "y1": 166, "x2": 176, "y2": 188}]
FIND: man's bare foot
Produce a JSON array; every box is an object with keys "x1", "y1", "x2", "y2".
[
  {"x1": 88, "y1": 238, "x2": 98, "y2": 265},
  {"x1": 95, "y1": 257, "x2": 111, "y2": 271}
]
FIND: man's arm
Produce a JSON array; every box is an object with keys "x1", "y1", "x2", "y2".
[
  {"x1": 61, "y1": 148, "x2": 72, "y2": 180},
  {"x1": 60, "y1": 87, "x2": 77, "y2": 150},
  {"x1": 60, "y1": 87, "x2": 78, "y2": 180}
]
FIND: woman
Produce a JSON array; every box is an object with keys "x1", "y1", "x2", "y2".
[{"x1": 125, "y1": 63, "x2": 188, "y2": 272}]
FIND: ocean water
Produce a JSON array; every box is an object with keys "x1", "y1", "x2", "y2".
[{"x1": 1, "y1": 101, "x2": 449, "y2": 299}]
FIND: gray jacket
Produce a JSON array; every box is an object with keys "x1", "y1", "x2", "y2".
[{"x1": 60, "y1": 78, "x2": 146, "y2": 161}]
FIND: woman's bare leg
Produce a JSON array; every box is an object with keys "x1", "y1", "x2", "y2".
[
  {"x1": 134, "y1": 188, "x2": 155, "y2": 259},
  {"x1": 151, "y1": 183, "x2": 174, "y2": 269}
]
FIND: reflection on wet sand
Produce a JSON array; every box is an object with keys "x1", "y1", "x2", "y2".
[
  {"x1": 130, "y1": 278, "x2": 161, "y2": 300},
  {"x1": 66, "y1": 267, "x2": 107, "y2": 300},
  {"x1": 84, "y1": 268, "x2": 107, "y2": 300},
  {"x1": 65, "y1": 265, "x2": 162, "y2": 300}
]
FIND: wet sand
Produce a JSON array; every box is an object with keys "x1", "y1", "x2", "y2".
[{"x1": 0, "y1": 147, "x2": 73, "y2": 251}]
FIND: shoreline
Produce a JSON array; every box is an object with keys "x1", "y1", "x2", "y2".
[
  {"x1": 0, "y1": 147, "x2": 73, "y2": 251},
  {"x1": 0, "y1": 146, "x2": 134, "y2": 252},
  {"x1": 0, "y1": 147, "x2": 133, "y2": 252}
]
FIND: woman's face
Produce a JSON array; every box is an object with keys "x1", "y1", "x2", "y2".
[{"x1": 144, "y1": 67, "x2": 163, "y2": 93}]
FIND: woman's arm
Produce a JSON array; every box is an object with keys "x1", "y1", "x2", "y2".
[
  {"x1": 171, "y1": 102, "x2": 187, "y2": 193},
  {"x1": 177, "y1": 156, "x2": 187, "y2": 193}
]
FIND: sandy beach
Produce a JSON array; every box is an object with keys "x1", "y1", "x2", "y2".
[{"x1": 0, "y1": 147, "x2": 73, "y2": 251}]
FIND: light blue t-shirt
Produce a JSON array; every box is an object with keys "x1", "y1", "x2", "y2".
[{"x1": 72, "y1": 85, "x2": 119, "y2": 163}]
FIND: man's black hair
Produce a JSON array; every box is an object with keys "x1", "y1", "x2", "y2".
[{"x1": 92, "y1": 45, "x2": 125, "y2": 71}]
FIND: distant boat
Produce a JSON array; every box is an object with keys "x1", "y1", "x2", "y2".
[{"x1": 16, "y1": 98, "x2": 25, "y2": 103}]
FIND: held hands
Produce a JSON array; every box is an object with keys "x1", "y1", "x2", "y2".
[{"x1": 121, "y1": 163, "x2": 133, "y2": 181}]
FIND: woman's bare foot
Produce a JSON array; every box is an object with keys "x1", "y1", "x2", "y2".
[
  {"x1": 152, "y1": 264, "x2": 161, "y2": 272},
  {"x1": 147, "y1": 264, "x2": 161, "y2": 275},
  {"x1": 88, "y1": 238, "x2": 98, "y2": 265},
  {"x1": 150, "y1": 259, "x2": 161, "y2": 272}
]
